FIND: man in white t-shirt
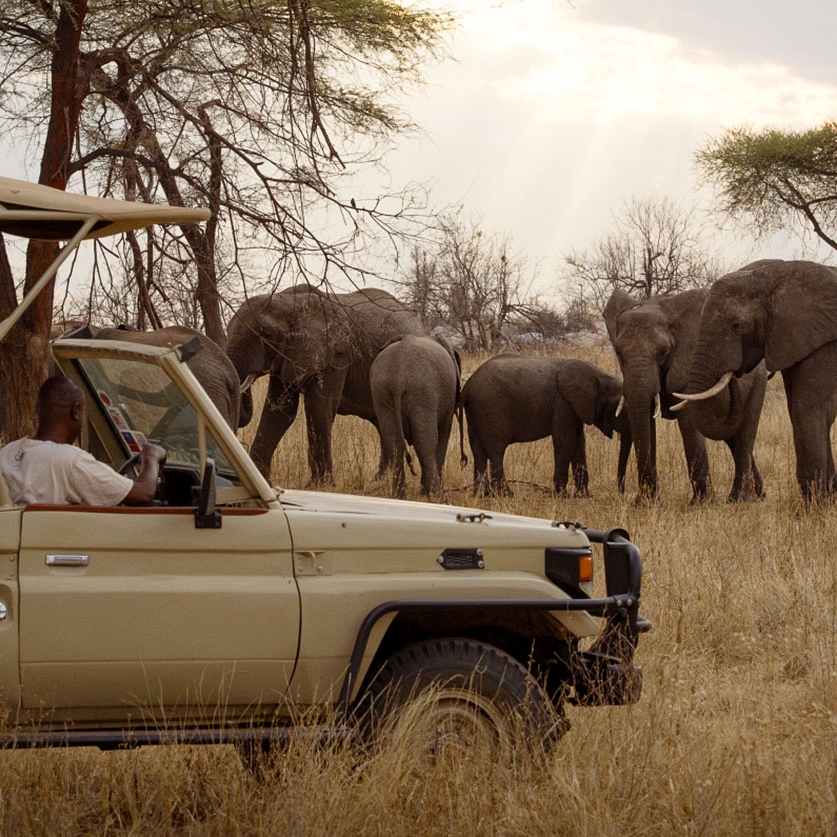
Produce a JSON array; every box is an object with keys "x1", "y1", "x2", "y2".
[{"x1": 0, "y1": 376, "x2": 166, "y2": 506}]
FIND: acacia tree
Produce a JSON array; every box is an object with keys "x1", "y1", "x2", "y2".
[
  {"x1": 695, "y1": 121, "x2": 837, "y2": 253},
  {"x1": 563, "y1": 196, "x2": 724, "y2": 311},
  {"x1": 0, "y1": 0, "x2": 448, "y2": 439}
]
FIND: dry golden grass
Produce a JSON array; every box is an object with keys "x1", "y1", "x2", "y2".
[{"x1": 3, "y1": 338, "x2": 837, "y2": 835}]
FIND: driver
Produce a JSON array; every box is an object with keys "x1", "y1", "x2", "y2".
[{"x1": 0, "y1": 376, "x2": 166, "y2": 506}]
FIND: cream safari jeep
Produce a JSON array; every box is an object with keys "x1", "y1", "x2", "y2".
[{"x1": 0, "y1": 176, "x2": 648, "y2": 754}]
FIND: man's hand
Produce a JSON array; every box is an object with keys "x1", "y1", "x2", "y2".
[
  {"x1": 140, "y1": 443, "x2": 167, "y2": 469},
  {"x1": 124, "y1": 443, "x2": 168, "y2": 505}
]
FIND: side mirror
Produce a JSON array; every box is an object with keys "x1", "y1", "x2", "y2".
[{"x1": 193, "y1": 458, "x2": 222, "y2": 529}]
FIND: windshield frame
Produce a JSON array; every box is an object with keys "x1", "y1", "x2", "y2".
[{"x1": 50, "y1": 337, "x2": 278, "y2": 507}]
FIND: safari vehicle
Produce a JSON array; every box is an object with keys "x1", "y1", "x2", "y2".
[{"x1": 0, "y1": 176, "x2": 648, "y2": 754}]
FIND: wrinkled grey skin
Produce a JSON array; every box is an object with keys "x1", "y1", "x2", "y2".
[
  {"x1": 369, "y1": 334, "x2": 461, "y2": 498},
  {"x1": 604, "y1": 287, "x2": 766, "y2": 502},
  {"x1": 687, "y1": 259, "x2": 837, "y2": 500},
  {"x1": 226, "y1": 285, "x2": 425, "y2": 482},
  {"x1": 59, "y1": 324, "x2": 241, "y2": 430},
  {"x1": 460, "y1": 355, "x2": 632, "y2": 496}
]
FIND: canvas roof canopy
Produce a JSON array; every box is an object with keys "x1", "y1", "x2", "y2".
[
  {"x1": 0, "y1": 176, "x2": 211, "y2": 343},
  {"x1": 0, "y1": 175, "x2": 210, "y2": 240}
]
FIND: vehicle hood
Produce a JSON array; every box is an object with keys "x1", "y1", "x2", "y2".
[{"x1": 277, "y1": 488, "x2": 591, "y2": 550}]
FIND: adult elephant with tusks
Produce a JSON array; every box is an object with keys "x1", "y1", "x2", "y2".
[
  {"x1": 674, "y1": 259, "x2": 837, "y2": 501},
  {"x1": 604, "y1": 287, "x2": 766, "y2": 502},
  {"x1": 226, "y1": 284, "x2": 425, "y2": 483}
]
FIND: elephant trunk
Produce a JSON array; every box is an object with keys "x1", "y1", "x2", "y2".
[
  {"x1": 622, "y1": 368, "x2": 659, "y2": 497},
  {"x1": 672, "y1": 374, "x2": 742, "y2": 439},
  {"x1": 671, "y1": 342, "x2": 743, "y2": 438},
  {"x1": 239, "y1": 388, "x2": 254, "y2": 428}
]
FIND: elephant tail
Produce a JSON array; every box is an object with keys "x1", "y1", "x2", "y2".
[
  {"x1": 458, "y1": 395, "x2": 468, "y2": 468},
  {"x1": 393, "y1": 389, "x2": 416, "y2": 476}
]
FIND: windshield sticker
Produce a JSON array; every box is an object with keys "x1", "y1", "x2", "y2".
[
  {"x1": 97, "y1": 389, "x2": 113, "y2": 407},
  {"x1": 106, "y1": 405, "x2": 128, "y2": 429},
  {"x1": 121, "y1": 431, "x2": 144, "y2": 454}
]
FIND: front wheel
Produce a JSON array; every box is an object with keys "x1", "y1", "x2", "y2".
[{"x1": 355, "y1": 637, "x2": 566, "y2": 761}]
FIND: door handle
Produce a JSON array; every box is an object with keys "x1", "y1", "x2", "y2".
[{"x1": 45, "y1": 554, "x2": 89, "y2": 567}]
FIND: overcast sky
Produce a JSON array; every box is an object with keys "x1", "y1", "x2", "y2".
[
  {"x1": 367, "y1": 0, "x2": 837, "y2": 291},
  {"x1": 6, "y1": 0, "x2": 837, "y2": 300}
]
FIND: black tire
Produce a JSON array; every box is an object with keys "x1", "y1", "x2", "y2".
[{"x1": 355, "y1": 637, "x2": 567, "y2": 760}]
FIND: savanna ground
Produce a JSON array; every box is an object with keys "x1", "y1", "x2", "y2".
[{"x1": 2, "y1": 337, "x2": 837, "y2": 835}]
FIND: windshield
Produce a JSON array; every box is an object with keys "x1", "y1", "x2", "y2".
[{"x1": 75, "y1": 355, "x2": 235, "y2": 476}]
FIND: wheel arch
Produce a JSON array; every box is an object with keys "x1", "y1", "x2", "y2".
[{"x1": 340, "y1": 600, "x2": 577, "y2": 713}]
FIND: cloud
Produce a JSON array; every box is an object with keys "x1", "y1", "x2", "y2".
[
  {"x1": 452, "y1": 2, "x2": 837, "y2": 127},
  {"x1": 375, "y1": 0, "x2": 837, "y2": 275}
]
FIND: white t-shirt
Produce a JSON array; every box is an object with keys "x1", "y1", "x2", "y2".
[{"x1": 0, "y1": 438, "x2": 134, "y2": 506}]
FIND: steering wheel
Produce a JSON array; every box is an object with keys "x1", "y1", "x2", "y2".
[
  {"x1": 118, "y1": 453, "x2": 140, "y2": 476},
  {"x1": 117, "y1": 453, "x2": 168, "y2": 504}
]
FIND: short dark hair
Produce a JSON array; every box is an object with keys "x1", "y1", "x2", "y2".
[{"x1": 36, "y1": 376, "x2": 83, "y2": 422}]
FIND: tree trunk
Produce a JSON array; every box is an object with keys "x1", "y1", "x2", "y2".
[{"x1": 0, "y1": 0, "x2": 89, "y2": 442}]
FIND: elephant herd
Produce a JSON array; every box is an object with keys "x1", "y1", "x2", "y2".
[
  {"x1": 605, "y1": 256, "x2": 837, "y2": 504},
  {"x1": 59, "y1": 258, "x2": 837, "y2": 504}
]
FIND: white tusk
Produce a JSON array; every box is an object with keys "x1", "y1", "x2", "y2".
[
  {"x1": 653, "y1": 393, "x2": 661, "y2": 419},
  {"x1": 239, "y1": 373, "x2": 257, "y2": 394},
  {"x1": 670, "y1": 399, "x2": 688, "y2": 413},
  {"x1": 615, "y1": 395, "x2": 625, "y2": 418},
  {"x1": 672, "y1": 372, "x2": 734, "y2": 404}
]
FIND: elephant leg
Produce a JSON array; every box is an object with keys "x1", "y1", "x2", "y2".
[
  {"x1": 432, "y1": 411, "x2": 455, "y2": 494},
  {"x1": 550, "y1": 431, "x2": 571, "y2": 496},
  {"x1": 374, "y1": 399, "x2": 401, "y2": 494},
  {"x1": 784, "y1": 360, "x2": 837, "y2": 500},
  {"x1": 479, "y1": 433, "x2": 511, "y2": 494},
  {"x1": 551, "y1": 422, "x2": 585, "y2": 496},
  {"x1": 413, "y1": 420, "x2": 442, "y2": 496},
  {"x1": 617, "y1": 432, "x2": 632, "y2": 494},
  {"x1": 787, "y1": 397, "x2": 832, "y2": 500},
  {"x1": 391, "y1": 431, "x2": 408, "y2": 499},
  {"x1": 249, "y1": 376, "x2": 300, "y2": 478},
  {"x1": 726, "y1": 373, "x2": 767, "y2": 501},
  {"x1": 750, "y1": 456, "x2": 764, "y2": 499},
  {"x1": 676, "y1": 413, "x2": 710, "y2": 502},
  {"x1": 724, "y1": 437, "x2": 758, "y2": 502},
  {"x1": 487, "y1": 445, "x2": 511, "y2": 495},
  {"x1": 467, "y1": 419, "x2": 490, "y2": 495},
  {"x1": 570, "y1": 426, "x2": 590, "y2": 497},
  {"x1": 789, "y1": 409, "x2": 832, "y2": 500},
  {"x1": 303, "y1": 373, "x2": 347, "y2": 485}
]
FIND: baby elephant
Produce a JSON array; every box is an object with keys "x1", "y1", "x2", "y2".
[
  {"x1": 461, "y1": 355, "x2": 632, "y2": 496},
  {"x1": 370, "y1": 334, "x2": 461, "y2": 497}
]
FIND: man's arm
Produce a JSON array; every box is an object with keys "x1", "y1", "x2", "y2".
[{"x1": 123, "y1": 444, "x2": 167, "y2": 505}]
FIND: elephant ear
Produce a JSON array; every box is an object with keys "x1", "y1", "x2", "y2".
[
  {"x1": 658, "y1": 288, "x2": 707, "y2": 393},
  {"x1": 603, "y1": 289, "x2": 638, "y2": 344},
  {"x1": 556, "y1": 361, "x2": 598, "y2": 427},
  {"x1": 763, "y1": 261, "x2": 837, "y2": 372},
  {"x1": 432, "y1": 334, "x2": 459, "y2": 370}
]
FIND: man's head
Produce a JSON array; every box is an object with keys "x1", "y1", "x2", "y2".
[{"x1": 36, "y1": 377, "x2": 85, "y2": 444}]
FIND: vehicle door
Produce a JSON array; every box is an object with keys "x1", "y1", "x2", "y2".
[{"x1": 16, "y1": 351, "x2": 300, "y2": 724}]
